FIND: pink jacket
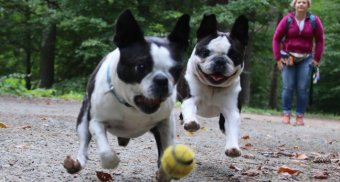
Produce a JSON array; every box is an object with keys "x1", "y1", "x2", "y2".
[{"x1": 272, "y1": 12, "x2": 324, "y2": 62}]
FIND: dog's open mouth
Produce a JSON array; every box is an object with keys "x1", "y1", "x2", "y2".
[
  {"x1": 198, "y1": 66, "x2": 237, "y2": 85},
  {"x1": 210, "y1": 74, "x2": 226, "y2": 82},
  {"x1": 134, "y1": 95, "x2": 166, "y2": 114}
]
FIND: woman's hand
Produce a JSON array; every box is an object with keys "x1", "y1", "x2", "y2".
[
  {"x1": 277, "y1": 58, "x2": 287, "y2": 70},
  {"x1": 311, "y1": 59, "x2": 319, "y2": 67}
]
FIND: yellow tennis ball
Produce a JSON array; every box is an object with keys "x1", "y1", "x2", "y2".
[{"x1": 161, "y1": 144, "x2": 195, "y2": 179}]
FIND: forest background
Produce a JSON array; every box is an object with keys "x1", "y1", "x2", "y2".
[{"x1": 1, "y1": 0, "x2": 339, "y2": 114}]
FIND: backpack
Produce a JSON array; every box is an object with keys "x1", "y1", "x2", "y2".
[{"x1": 285, "y1": 13, "x2": 317, "y2": 35}]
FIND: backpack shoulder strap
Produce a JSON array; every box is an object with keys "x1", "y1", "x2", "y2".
[
  {"x1": 285, "y1": 16, "x2": 293, "y2": 33},
  {"x1": 309, "y1": 14, "x2": 316, "y2": 29}
]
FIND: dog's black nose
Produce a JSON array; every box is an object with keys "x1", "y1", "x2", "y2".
[
  {"x1": 154, "y1": 75, "x2": 168, "y2": 86},
  {"x1": 153, "y1": 75, "x2": 169, "y2": 97},
  {"x1": 213, "y1": 58, "x2": 227, "y2": 73}
]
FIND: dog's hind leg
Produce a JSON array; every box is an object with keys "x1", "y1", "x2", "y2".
[
  {"x1": 219, "y1": 113, "x2": 225, "y2": 134},
  {"x1": 117, "y1": 137, "x2": 130, "y2": 146},
  {"x1": 64, "y1": 101, "x2": 91, "y2": 174}
]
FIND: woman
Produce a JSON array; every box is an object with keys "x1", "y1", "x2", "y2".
[{"x1": 272, "y1": 0, "x2": 324, "y2": 125}]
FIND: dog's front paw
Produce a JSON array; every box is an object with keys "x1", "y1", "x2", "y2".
[
  {"x1": 225, "y1": 148, "x2": 241, "y2": 158},
  {"x1": 156, "y1": 167, "x2": 172, "y2": 182},
  {"x1": 63, "y1": 155, "x2": 82, "y2": 174},
  {"x1": 184, "y1": 121, "x2": 200, "y2": 132},
  {"x1": 100, "y1": 150, "x2": 120, "y2": 169}
]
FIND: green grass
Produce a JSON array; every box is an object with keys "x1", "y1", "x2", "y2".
[
  {"x1": 242, "y1": 106, "x2": 340, "y2": 120},
  {"x1": 1, "y1": 74, "x2": 339, "y2": 120},
  {"x1": 0, "y1": 74, "x2": 85, "y2": 101}
]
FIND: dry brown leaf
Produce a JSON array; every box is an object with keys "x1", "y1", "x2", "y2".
[
  {"x1": 15, "y1": 144, "x2": 28, "y2": 149},
  {"x1": 200, "y1": 127, "x2": 208, "y2": 131},
  {"x1": 277, "y1": 166, "x2": 300, "y2": 176},
  {"x1": 243, "y1": 154, "x2": 256, "y2": 159},
  {"x1": 313, "y1": 171, "x2": 329, "y2": 179},
  {"x1": 294, "y1": 153, "x2": 309, "y2": 160},
  {"x1": 241, "y1": 135, "x2": 250, "y2": 140},
  {"x1": 241, "y1": 143, "x2": 253, "y2": 150},
  {"x1": 278, "y1": 151, "x2": 294, "y2": 157},
  {"x1": 185, "y1": 131, "x2": 194, "y2": 136},
  {"x1": 20, "y1": 125, "x2": 32, "y2": 130},
  {"x1": 0, "y1": 122, "x2": 8, "y2": 128},
  {"x1": 229, "y1": 164, "x2": 242, "y2": 171},
  {"x1": 242, "y1": 169, "x2": 260, "y2": 176},
  {"x1": 293, "y1": 146, "x2": 300, "y2": 150},
  {"x1": 40, "y1": 117, "x2": 48, "y2": 121},
  {"x1": 96, "y1": 171, "x2": 113, "y2": 182}
]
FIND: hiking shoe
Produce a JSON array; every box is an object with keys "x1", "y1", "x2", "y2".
[
  {"x1": 282, "y1": 113, "x2": 291, "y2": 124},
  {"x1": 294, "y1": 114, "x2": 305, "y2": 126}
]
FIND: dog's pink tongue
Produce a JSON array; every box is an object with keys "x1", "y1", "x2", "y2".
[{"x1": 211, "y1": 74, "x2": 224, "y2": 81}]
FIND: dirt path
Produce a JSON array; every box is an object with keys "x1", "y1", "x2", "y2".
[{"x1": 0, "y1": 96, "x2": 339, "y2": 181}]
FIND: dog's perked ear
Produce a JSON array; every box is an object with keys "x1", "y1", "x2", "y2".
[
  {"x1": 168, "y1": 14, "x2": 191, "y2": 51},
  {"x1": 230, "y1": 15, "x2": 249, "y2": 47},
  {"x1": 113, "y1": 9, "x2": 146, "y2": 48},
  {"x1": 197, "y1": 14, "x2": 218, "y2": 41}
]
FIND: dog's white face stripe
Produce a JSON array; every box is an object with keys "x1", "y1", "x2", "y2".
[
  {"x1": 207, "y1": 36, "x2": 231, "y2": 54},
  {"x1": 150, "y1": 43, "x2": 175, "y2": 71},
  {"x1": 139, "y1": 43, "x2": 176, "y2": 98}
]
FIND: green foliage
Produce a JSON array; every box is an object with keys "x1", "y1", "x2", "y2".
[
  {"x1": 1, "y1": 0, "x2": 340, "y2": 114},
  {"x1": 0, "y1": 73, "x2": 27, "y2": 95},
  {"x1": 0, "y1": 73, "x2": 84, "y2": 100}
]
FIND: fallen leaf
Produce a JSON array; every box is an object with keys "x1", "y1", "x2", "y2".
[
  {"x1": 277, "y1": 166, "x2": 300, "y2": 176},
  {"x1": 19, "y1": 125, "x2": 32, "y2": 130},
  {"x1": 241, "y1": 143, "x2": 253, "y2": 150},
  {"x1": 293, "y1": 146, "x2": 300, "y2": 150},
  {"x1": 278, "y1": 151, "x2": 294, "y2": 157},
  {"x1": 0, "y1": 122, "x2": 8, "y2": 128},
  {"x1": 242, "y1": 169, "x2": 260, "y2": 176},
  {"x1": 15, "y1": 144, "x2": 28, "y2": 149},
  {"x1": 229, "y1": 164, "x2": 242, "y2": 171},
  {"x1": 241, "y1": 135, "x2": 250, "y2": 140},
  {"x1": 313, "y1": 171, "x2": 329, "y2": 179},
  {"x1": 40, "y1": 117, "x2": 48, "y2": 121},
  {"x1": 291, "y1": 159, "x2": 306, "y2": 164},
  {"x1": 96, "y1": 171, "x2": 113, "y2": 182},
  {"x1": 243, "y1": 154, "x2": 256, "y2": 159},
  {"x1": 185, "y1": 131, "x2": 194, "y2": 136},
  {"x1": 200, "y1": 127, "x2": 208, "y2": 131},
  {"x1": 294, "y1": 153, "x2": 309, "y2": 160}
]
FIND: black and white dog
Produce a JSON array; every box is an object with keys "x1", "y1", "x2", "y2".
[
  {"x1": 63, "y1": 10, "x2": 190, "y2": 181},
  {"x1": 177, "y1": 14, "x2": 248, "y2": 157}
]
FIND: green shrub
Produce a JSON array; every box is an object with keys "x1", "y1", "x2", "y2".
[{"x1": 0, "y1": 73, "x2": 27, "y2": 95}]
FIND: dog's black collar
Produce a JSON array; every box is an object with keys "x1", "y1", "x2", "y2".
[{"x1": 106, "y1": 65, "x2": 132, "y2": 107}]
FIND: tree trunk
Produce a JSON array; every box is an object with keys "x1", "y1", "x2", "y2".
[
  {"x1": 24, "y1": 4, "x2": 32, "y2": 90},
  {"x1": 268, "y1": 64, "x2": 279, "y2": 108},
  {"x1": 25, "y1": 48, "x2": 31, "y2": 90},
  {"x1": 39, "y1": 1, "x2": 57, "y2": 88},
  {"x1": 239, "y1": 32, "x2": 253, "y2": 106},
  {"x1": 268, "y1": 13, "x2": 283, "y2": 109}
]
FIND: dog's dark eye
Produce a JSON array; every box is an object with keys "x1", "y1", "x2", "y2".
[
  {"x1": 202, "y1": 50, "x2": 210, "y2": 58},
  {"x1": 135, "y1": 64, "x2": 146, "y2": 74}
]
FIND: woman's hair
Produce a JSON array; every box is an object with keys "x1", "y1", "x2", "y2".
[{"x1": 290, "y1": 0, "x2": 311, "y2": 8}]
